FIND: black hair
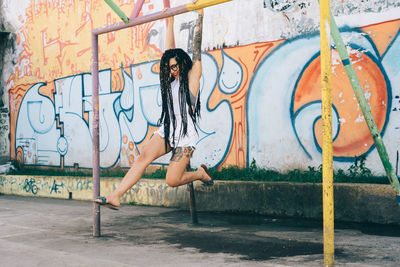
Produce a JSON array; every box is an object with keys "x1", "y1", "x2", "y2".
[{"x1": 158, "y1": 48, "x2": 201, "y2": 151}]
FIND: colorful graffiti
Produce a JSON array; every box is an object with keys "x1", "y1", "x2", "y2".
[
  {"x1": 6, "y1": 0, "x2": 400, "y2": 174},
  {"x1": 248, "y1": 24, "x2": 400, "y2": 170},
  {"x1": 0, "y1": 174, "x2": 188, "y2": 207},
  {"x1": 0, "y1": 175, "x2": 92, "y2": 198},
  {"x1": 11, "y1": 47, "x2": 264, "y2": 169}
]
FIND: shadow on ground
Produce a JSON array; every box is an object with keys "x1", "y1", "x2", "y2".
[
  {"x1": 93, "y1": 209, "x2": 400, "y2": 261},
  {"x1": 97, "y1": 210, "x2": 324, "y2": 261}
]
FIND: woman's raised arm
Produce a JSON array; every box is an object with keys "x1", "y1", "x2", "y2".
[
  {"x1": 188, "y1": 8, "x2": 203, "y2": 97},
  {"x1": 165, "y1": 16, "x2": 175, "y2": 51}
]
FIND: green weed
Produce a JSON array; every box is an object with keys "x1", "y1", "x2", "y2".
[{"x1": 6, "y1": 157, "x2": 390, "y2": 184}]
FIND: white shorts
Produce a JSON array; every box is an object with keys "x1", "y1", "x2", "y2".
[{"x1": 155, "y1": 120, "x2": 198, "y2": 148}]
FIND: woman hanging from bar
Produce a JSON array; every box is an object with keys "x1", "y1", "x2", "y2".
[{"x1": 95, "y1": 7, "x2": 213, "y2": 210}]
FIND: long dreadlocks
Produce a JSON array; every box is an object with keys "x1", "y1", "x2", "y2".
[{"x1": 158, "y1": 48, "x2": 201, "y2": 151}]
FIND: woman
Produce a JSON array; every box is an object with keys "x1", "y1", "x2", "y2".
[{"x1": 95, "y1": 8, "x2": 212, "y2": 210}]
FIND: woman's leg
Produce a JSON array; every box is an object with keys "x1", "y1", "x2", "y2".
[
  {"x1": 97, "y1": 133, "x2": 170, "y2": 206},
  {"x1": 165, "y1": 146, "x2": 212, "y2": 187}
]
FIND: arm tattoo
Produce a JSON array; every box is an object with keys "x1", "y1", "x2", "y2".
[{"x1": 192, "y1": 14, "x2": 203, "y2": 62}]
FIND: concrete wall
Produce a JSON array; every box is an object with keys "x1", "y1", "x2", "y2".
[
  {"x1": 1, "y1": 174, "x2": 399, "y2": 225},
  {"x1": 0, "y1": 0, "x2": 13, "y2": 164},
  {"x1": 1, "y1": 0, "x2": 400, "y2": 176}
]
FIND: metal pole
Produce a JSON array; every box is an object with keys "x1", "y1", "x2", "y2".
[
  {"x1": 104, "y1": 0, "x2": 130, "y2": 23},
  {"x1": 93, "y1": 0, "x2": 232, "y2": 35},
  {"x1": 163, "y1": 0, "x2": 171, "y2": 9},
  {"x1": 91, "y1": 33, "x2": 101, "y2": 237},
  {"x1": 328, "y1": 10, "x2": 400, "y2": 204},
  {"x1": 130, "y1": 0, "x2": 145, "y2": 19},
  {"x1": 320, "y1": 0, "x2": 334, "y2": 265},
  {"x1": 91, "y1": 0, "x2": 231, "y2": 236},
  {"x1": 187, "y1": 163, "x2": 198, "y2": 224},
  {"x1": 186, "y1": 0, "x2": 230, "y2": 11}
]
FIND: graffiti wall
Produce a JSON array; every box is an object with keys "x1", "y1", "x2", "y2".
[
  {"x1": 2, "y1": 0, "x2": 400, "y2": 175},
  {"x1": 0, "y1": 174, "x2": 199, "y2": 208}
]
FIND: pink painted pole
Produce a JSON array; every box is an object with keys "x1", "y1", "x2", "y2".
[
  {"x1": 130, "y1": 0, "x2": 145, "y2": 19},
  {"x1": 91, "y1": 33, "x2": 101, "y2": 237},
  {"x1": 93, "y1": 6, "x2": 186, "y2": 35},
  {"x1": 163, "y1": 0, "x2": 171, "y2": 8}
]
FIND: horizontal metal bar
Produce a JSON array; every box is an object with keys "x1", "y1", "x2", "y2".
[
  {"x1": 186, "y1": 0, "x2": 231, "y2": 11},
  {"x1": 93, "y1": 0, "x2": 232, "y2": 35}
]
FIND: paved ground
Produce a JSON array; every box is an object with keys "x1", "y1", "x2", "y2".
[{"x1": 1, "y1": 194, "x2": 399, "y2": 267}]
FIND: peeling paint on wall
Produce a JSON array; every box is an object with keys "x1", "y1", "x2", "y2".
[{"x1": 0, "y1": 0, "x2": 13, "y2": 164}]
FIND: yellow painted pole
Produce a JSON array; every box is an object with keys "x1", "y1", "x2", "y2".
[
  {"x1": 320, "y1": 0, "x2": 334, "y2": 266},
  {"x1": 186, "y1": 0, "x2": 232, "y2": 11}
]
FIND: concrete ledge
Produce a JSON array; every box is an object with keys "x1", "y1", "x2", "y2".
[{"x1": 1, "y1": 175, "x2": 399, "y2": 225}]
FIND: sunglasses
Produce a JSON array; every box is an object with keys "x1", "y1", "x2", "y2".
[{"x1": 169, "y1": 63, "x2": 179, "y2": 71}]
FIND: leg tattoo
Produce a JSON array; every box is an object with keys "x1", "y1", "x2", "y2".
[{"x1": 170, "y1": 146, "x2": 195, "y2": 162}]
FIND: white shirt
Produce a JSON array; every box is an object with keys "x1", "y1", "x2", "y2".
[{"x1": 155, "y1": 78, "x2": 198, "y2": 148}]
